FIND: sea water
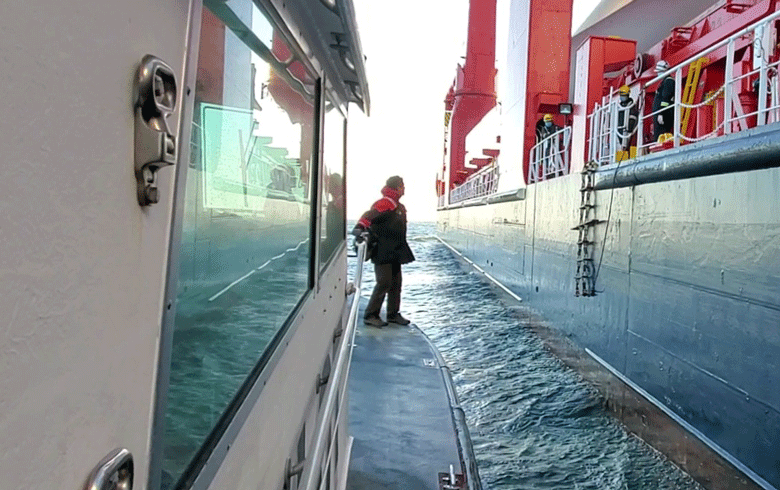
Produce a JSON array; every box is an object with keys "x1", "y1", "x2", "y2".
[{"x1": 352, "y1": 222, "x2": 703, "y2": 490}]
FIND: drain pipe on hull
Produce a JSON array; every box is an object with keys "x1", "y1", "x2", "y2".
[{"x1": 593, "y1": 124, "x2": 780, "y2": 190}]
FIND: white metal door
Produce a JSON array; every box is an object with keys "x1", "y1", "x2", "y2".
[{"x1": 0, "y1": 1, "x2": 193, "y2": 488}]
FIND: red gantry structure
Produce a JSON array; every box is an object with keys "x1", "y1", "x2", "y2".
[
  {"x1": 443, "y1": 0, "x2": 574, "y2": 191},
  {"x1": 444, "y1": 0, "x2": 497, "y2": 189}
]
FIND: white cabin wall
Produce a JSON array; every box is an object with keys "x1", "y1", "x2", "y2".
[{"x1": 0, "y1": 1, "x2": 191, "y2": 488}]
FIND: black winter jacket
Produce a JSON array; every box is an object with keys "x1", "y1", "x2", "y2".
[{"x1": 352, "y1": 187, "x2": 415, "y2": 265}]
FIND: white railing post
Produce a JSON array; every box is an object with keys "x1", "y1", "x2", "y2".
[
  {"x1": 674, "y1": 67, "x2": 682, "y2": 147},
  {"x1": 609, "y1": 93, "x2": 618, "y2": 164},
  {"x1": 588, "y1": 106, "x2": 596, "y2": 162},
  {"x1": 724, "y1": 39, "x2": 735, "y2": 134},
  {"x1": 755, "y1": 23, "x2": 769, "y2": 126},
  {"x1": 599, "y1": 97, "x2": 610, "y2": 165},
  {"x1": 637, "y1": 85, "x2": 645, "y2": 154},
  {"x1": 771, "y1": 71, "x2": 779, "y2": 123}
]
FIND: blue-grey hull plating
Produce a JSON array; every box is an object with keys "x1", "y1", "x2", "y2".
[{"x1": 437, "y1": 164, "x2": 780, "y2": 489}]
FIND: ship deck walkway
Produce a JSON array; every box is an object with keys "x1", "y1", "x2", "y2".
[{"x1": 346, "y1": 300, "x2": 470, "y2": 490}]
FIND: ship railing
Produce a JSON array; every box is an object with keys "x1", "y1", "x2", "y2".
[
  {"x1": 438, "y1": 194, "x2": 446, "y2": 208},
  {"x1": 638, "y1": 8, "x2": 780, "y2": 153},
  {"x1": 301, "y1": 241, "x2": 367, "y2": 490},
  {"x1": 449, "y1": 161, "x2": 499, "y2": 204},
  {"x1": 591, "y1": 8, "x2": 780, "y2": 167},
  {"x1": 587, "y1": 95, "x2": 642, "y2": 166},
  {"x1": 529, "y1": 125, "x2": 572, "y2": 183}
]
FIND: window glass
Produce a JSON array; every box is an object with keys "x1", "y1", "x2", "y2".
[
  {"x1": 161, "y1": 0, "x2": 316, "y2": 485},
  {"x1": 320, "y1": 105, "x2": 346, "y2": 265}
]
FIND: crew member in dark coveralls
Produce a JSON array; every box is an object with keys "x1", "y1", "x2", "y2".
[
  {"x1": 652, "y1": 59, "x2": 675, "y2": 141},
  {"x1": 351, "y1": 176, "x2": 415, "y2": 327}
]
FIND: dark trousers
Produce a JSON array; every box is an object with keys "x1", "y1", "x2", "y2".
[{"x1": 365, "y1": 262, "x2": 402, "y2": 318}]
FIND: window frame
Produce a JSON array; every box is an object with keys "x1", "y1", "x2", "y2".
[
  {"x1": 318, "y1": 91, "x2": 349, "y2": 276},
  {"x1": 148, "y1": 0, "x2": 326, "y2": 487}
]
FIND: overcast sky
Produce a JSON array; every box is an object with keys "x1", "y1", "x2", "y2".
[{"x1": 346, "y1": 0, "x2": 601, "y2": 222}]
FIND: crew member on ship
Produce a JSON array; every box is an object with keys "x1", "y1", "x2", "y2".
[
  {"x1": 535, "y1": 114, "x2": 563, "y2": 177},
  {"x1": 617, "y1": 85, "x2": 638, "y2": 151},
  {"x1": 352, "y1": 176, "x2": 415, "y2": 327},
  {"x1": 537, "y1": 113, "x2": 561, "y2": 141},
  {"x1": 652, "y1": 60, "x2": 675, "y2": 141}
]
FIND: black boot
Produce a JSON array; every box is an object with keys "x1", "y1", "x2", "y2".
[
  {"x1": 386, "y1": 313, "x2": 410, "y2": 325},
  {"x1": 364, "y1": 315, "x2": 388, "y2": 327}
]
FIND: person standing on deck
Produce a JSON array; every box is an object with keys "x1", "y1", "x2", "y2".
[
  {"x1": 352, "y1": 176, "x2": 415, "y2": 327},
  {"x1": 617, "y1": 85, "x2": 638, "y2": 151},
  {"x1": 652, "y1": 60, "x2": 675, "y2": 141}
]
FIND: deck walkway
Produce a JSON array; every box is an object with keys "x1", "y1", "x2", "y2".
[{"x1": 346, "y1": 303, "x2": 467, "y2": 490}]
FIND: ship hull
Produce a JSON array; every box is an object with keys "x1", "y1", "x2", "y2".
[{"x1": 437, "y1": 164, "x2": 780, "y2": 489}]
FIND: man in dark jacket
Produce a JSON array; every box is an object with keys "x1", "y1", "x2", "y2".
[
  {"x1": 652, "y1": 59, "x2": 675, "y2": 141},
  {"x1": 352, "y1": 176, "x2": 415, "y2": 326}
]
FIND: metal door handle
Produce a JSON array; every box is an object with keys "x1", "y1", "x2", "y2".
[
  {"x1": 134, "y1": 54, "x2": 177, "y2": 206},
  {"x1": 84, "y1": 448, "x2": 133, "y2": 490}
]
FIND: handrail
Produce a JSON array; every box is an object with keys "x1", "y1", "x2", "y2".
[
  {"x1": 450, "y1": 161, "x2": 499, "y2": 204},
  {"x1": 529, "y1": 125, "x2": 571, "y2": 183},
  {"x1": 589, "y1": 8, "x2": 780, "y2": 167},
  {"x1": 301, "y1": 242, "x2": 366, "y2": 490},
  {"x1": 587, "y1": 95, "x2": 640, "y2": 166}
]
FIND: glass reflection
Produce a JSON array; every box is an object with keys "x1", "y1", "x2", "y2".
[
  {"x1": 320, "y1": 106, "x2": 346, "y2": 265},
  {"x1": 161, "y1": 0, "x2": 316, "y2": 486}
]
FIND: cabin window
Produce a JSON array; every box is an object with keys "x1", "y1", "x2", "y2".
[
  {"x1": 319, "y1": 104, "x2": 346, "y2": 267},
  {"x1": 160, "y1": 0, "x2": 317, "y2": 486}
]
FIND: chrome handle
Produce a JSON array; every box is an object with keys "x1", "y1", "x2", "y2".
[
  {"x1": 134, "y1": 54, "x2": 177, "y2": 206},
  {"x1": 84, "y1": 448, "x2": 133, "y2": 490}
]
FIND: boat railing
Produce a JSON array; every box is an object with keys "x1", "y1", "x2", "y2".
[
  {"x1": 438, "y1": 193, "x2": 446, "y2": 208},
  {"x1": 449, "y1": 161, "x2": 499, "y2": 204},
  {"x1": 529, "y1": 125, "x2": 572, "y2": 183},
  {"x1": 589, "y1": 7, "x2": 780, "y2": 167},
  {"x1": 301, "y1": 241, "x2": 366, "y2": 490}
]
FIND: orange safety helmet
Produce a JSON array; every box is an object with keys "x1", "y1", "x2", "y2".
[
  {"x1": 619, "y1": 85, "x2": 630, "y2": 96},
  {"x1": 543, "y1": 114, "x2": 553, "y2": 122}
]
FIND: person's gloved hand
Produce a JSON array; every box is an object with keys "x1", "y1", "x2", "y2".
[
  {"x1": 657, "y1": 114, "x2": 664, "y2": 125},
  {"x1": 353, "y1": 231, "x2": 369, "y2": 254}
]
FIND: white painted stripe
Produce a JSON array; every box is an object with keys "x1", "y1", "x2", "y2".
[
  {"x1": 255, "y1": 260, "x2": 272, "y2": 271},
  {"x1": 484, "y1": 272, "x2": 523, "y2": 303},
  {"x1": 208, "y1": 270, "x2": 256, "y2": 302},
  {"x1": 209, "y1": 238, "x2": 310, "y2": 302},
  {"x1": 436, "y1": 236, "x2": 522, "y2": 303},
  {"x1": 585, "y1": 348, "x2": 777, "y2": 490}
]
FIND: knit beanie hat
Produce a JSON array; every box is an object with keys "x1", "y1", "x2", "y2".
[{"x1": 386, "y1": 175, "x2": 404, "y2": 189}]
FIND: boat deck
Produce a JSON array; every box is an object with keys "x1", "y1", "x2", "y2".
[{"x1": 346, "y1": 304, "x2": 465, "y2": 490}]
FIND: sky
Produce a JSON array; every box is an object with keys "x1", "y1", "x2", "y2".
[{"x1": 346, "y1": 0, "x2": 602, "y2": 222}]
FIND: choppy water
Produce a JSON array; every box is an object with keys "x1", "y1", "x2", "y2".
[{"x1": 355, "y1": 222, "x2": 703, "y2": 490}]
